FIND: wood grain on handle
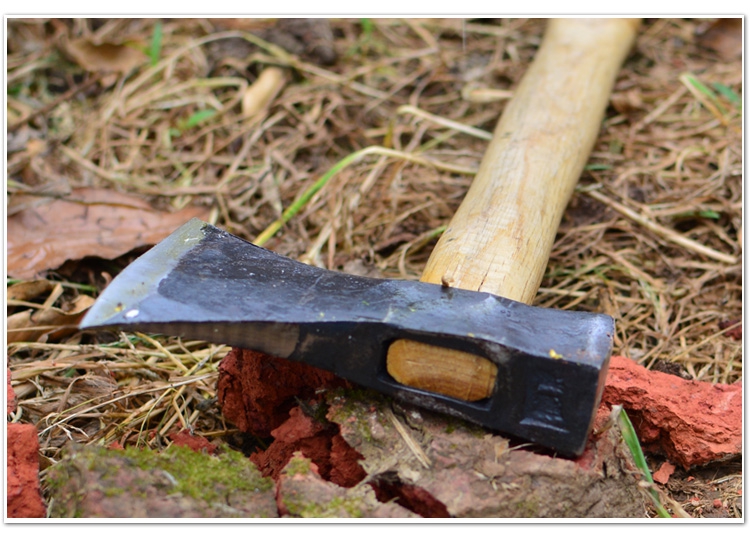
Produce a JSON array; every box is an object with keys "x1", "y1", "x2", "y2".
[{"x1": 387, "y1": 18, "x2": 640, "y2": 401}]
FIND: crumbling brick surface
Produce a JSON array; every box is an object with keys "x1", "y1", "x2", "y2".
[
  {"x1": 276, "y1": 453, "x2": 416, "y2": 518},
  {"x1": 217, "y1": 348, "x2": 349, "y2": 437},
  {"x1": 602, "y1": 356, "x2": 742, "y2": 468},
  {"x1": 7, "y1": 423, "x2": 46, "y2": 518}
]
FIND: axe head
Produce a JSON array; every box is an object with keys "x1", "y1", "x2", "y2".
[{"x1": 80, "y1": 219, "x2": 615, "y2": 456}]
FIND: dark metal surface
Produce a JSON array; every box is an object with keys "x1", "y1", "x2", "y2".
[{"x1": 80, "y1": 219, "x2": 615, "y2": 456}]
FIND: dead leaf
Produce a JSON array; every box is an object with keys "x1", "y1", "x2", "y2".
[
  {"x1": 7, "y1": 279, "x2": 55, "y2": 302},
  {"x1": 696, "y1": 19, "x2": 742, "y2": 60},
  {"x1": 7, "y1": 294, "x2": 95, "y2": 343},
  {"x1": 242, "y1": 67, "x2": 287, "y2": 118},
  {"x1": 7, "y1": 188, "x2": 208, "y2": 279},
  {"x1": 718, "y1": 319, "x2": 742, "y2": 341},
  {"x1": 63, "y1": 37, "x2": 147, "y2": 74}
]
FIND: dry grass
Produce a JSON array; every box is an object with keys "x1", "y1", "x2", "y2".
[{"x1": 6, "y1": 18, "x2": 742, "y2": 517}]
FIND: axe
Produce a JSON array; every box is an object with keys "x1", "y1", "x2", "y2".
[{"x1": 80, "y1": 19, "x2": 640, "y2": 456}]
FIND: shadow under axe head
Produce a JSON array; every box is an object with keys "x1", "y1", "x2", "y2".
[{"x1": 79, "y1": 219, "x2": 615, "y2": 456}]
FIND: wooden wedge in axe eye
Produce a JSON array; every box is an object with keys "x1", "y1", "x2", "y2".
[{"x1": 80, "y1": 18, "x2": 640, "y2": 456}]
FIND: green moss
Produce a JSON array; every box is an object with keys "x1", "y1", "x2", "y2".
[
  {"x1": 284, "y1": 455, "x2": 312, "y2": 477},
  {"x1": 113, "y1": 444, "x2": 273, "y2": 503},
  {"x1": 44, "y1": 464, "x2": 70, "y2": 494},
  {"x1": 102, "y1": 486, "x2": 126, "y2": 497},
  {"x1": 285, "y1": 494, "x2": 365, "y2": 518},
  {"x1": 515, "y1": 496, "x2": 540, "y2": 517},
  {"x1": 327, "y1": 387, "x2": 384, "y2": 443},
  {"x1": 44, "y1": 443, "x2": 275, "y2": 517},
  {"x1": 334, "y1": 496, "x2": 365, "y2": 518},
  {"x1": 330, "y1": 386, "x2": 382, "y2": 407},
  {"x1": 44, "y1": 466, "x2": 74, "y2": 517},
  {"x1": 355, "y1": 418, "x2": 374, "y2": 443}
]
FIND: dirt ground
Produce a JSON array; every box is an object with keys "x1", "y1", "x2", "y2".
[{"x1": 6, "y1": 17, "x2": 742, "y2": 518}]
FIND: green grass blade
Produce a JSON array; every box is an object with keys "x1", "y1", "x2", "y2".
[
  {"x1": 183, "y1": 109, "x2": 216, "y2": 129},
  {"x1": 253, "y1": 145, "x2": 478, "y2": 246},
  {"x1": 672, "y1": 209, "x2": 721, "y2": 220},
  {"x1": 254, "y1": 150, "x2": 365, "y2": 246},
  {"x1": 149, "y1": 22, "x2": 163, "y2": 67},
  {"x1": 360, "y1": 18, "x2": 375, "y2": 38},
  {"x1": 684, "y1": 74, "x2": 718, "y2": 100},
  {"x1": 711, "y1": 82, "x2": 742, "y2": 109},
  {"x1": 617, "y1": 407, "x2": 672, "y2": 518},
  {"x1": 682, "y1": 73, "x2": 729, "y2": 116}
]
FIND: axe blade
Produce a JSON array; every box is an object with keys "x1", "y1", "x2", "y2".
[{"x1": 80, "y1": 219, "x2": 614, "y2": 456}]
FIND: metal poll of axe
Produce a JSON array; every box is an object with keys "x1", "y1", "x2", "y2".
[{"x1": 80, "y1": 19, "x2": 640, "y2": 456}]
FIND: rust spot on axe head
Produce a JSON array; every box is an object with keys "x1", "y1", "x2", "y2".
[{"x1": 80, "y1": 219, "x2": 615, "y2": 456}]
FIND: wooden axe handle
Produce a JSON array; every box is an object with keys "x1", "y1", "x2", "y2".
[{"x1": 387, "y1": 18, "x2": 640, "y2": 401}]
